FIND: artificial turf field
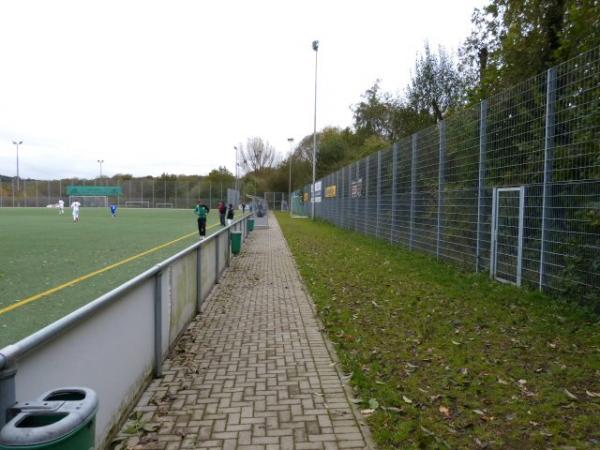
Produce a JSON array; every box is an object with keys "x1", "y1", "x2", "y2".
[{"x1": 0, "y1": 207, "x2": 225, "y2": 348}]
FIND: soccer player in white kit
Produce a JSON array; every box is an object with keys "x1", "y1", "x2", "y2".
[
  {"x1": 71, "y1": 201, "x2": 81, "y2": 222},
  {"x1": 58, "y1": 199, "x2": 64, "y2": 214}
]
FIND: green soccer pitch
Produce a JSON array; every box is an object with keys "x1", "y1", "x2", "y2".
[{"x1": 0, "y1": 207, "x2": 227, "y2": 347}]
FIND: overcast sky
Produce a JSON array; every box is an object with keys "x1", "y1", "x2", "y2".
[{"x1": 0, "y1": 0, "x2": 484, "y2": 180}]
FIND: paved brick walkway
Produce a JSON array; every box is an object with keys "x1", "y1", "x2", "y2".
[{"x1": 115, "y1": 214, "x2": 373, "y2": 450}]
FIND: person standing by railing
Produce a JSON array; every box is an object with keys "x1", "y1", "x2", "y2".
[
  {"x1": 194, "y1": 199, "x2": 210, "y2": 240},
  {"x1": 226, "y1": 203, "x2": 234, "y2": 226},
  {"x1": 218, "y1": 201, "x2": 226, "y2": 226}
]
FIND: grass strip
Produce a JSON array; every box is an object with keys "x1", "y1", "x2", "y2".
[{"x1": 276, "y1": 212, "x2": 600, "y2": 449}]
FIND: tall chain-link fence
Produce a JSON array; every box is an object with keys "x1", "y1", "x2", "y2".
[
  {"x1": 263, "y1": 192, "x2": 287, "y2": 211},
  {"x1": 294, "y1": 47, "x2": 600, "y2": 306},
  {"x1": 0, "y1": 178, "x2": 237, "y2": 210}
]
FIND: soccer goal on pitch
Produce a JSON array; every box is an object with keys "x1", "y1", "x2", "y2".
[
  {"x1": 69, "y1": 195, "x2": 109, "y2": 207},
  {"x1": 66, "y1": 185, "x2": 123, "y2": 208},
  {"x1": 155, "y1": 202, "x2": 174, "y2": 208},
  {"x1": 124, "y1": 200, "x2": 150, "y2": 208}
]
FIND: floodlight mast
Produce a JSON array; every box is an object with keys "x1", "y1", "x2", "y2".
[
  {"x1": 287, "y1": 137, "x2": 294, "y2": 216},
  {"x1": 234, "y1": 146, "x2": 238, "y2": 194},
  {"x1": 311, "y1": 40, "x2": 319, "y2": 220},
  {"x1": 97, "y1": 159, "x2": 104, "y2": 178},
  {"x1": 12, "y1": 140, "x2": 23, "y2": 192}
]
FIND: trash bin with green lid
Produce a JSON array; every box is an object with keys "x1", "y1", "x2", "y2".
[
  {"x1": 247, "y1": 218, "x2": 255, "y2": 232},
  {"x1": 230, "y1": 231, "x2": 242, "y2": 255},
  {"x1": 0, "y1": 387, "x2": 98, "y2": 450}
]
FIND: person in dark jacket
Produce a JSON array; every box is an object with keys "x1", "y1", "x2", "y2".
[
  {"x1": 226, "y1": 203, "x2": 234, "y2": 225},
  {"x1": 194, "y1": 200, "x2": 210, "y2": 239},
  {"x1": 218, "y1": 201, "x2": 226, "y2": 226}
]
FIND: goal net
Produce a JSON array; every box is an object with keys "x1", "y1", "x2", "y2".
[
  {"x1": 69, "y1": 196, "x2": 108, "y2": 207},
  {"x1": 124, "y1": 200, "x2": 150, "y2": 208},
  {"x1": 156, "y1": 202, "x2": 174, "y2": 208}
]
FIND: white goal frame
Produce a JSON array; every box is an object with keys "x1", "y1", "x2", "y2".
[
  {"x1": 124, "y1": 200, "x2": 150, "y2": 208},
  {"x1": 69, "y1": 196, "x2": 108, "y2": 207},
  {"x1": 155, "y1": 202, "x2": 174, "y2": 208}
]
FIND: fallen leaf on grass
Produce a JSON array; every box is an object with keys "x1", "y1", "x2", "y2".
[
  {"x1": 451, "y1": 340, "x2": 462, "y2": 345},
  {"x1": 360, "y1": 408, "x2": 375, "y2": 417},
  {"x1": 585, "y1": 390, "x2": 600, "y2": 398},
  {"x1": 472, "y1": 409, "x2": 494, "y2": 421},
  {"x1": 142, "y1": 423, "x2": 159, "y2": 432},
  {"x1": 368, "y1": 398, "x2": 379, "y2": 410},
  {"x1": 381, "y1": 406, "x2": 403, "y2": 413},
  {"x1": 402, "y1": 395, "x2": 413, "y2": 404},
  {"x1": 420, "y1": 426, "x2": 434, "y2": 436},
  {"x1": 439, "y1": 405, "x2": 451, "y2": 417},
  {"x1": 474, "y1": 437, "x2": 488, "y2": 448},
  {"x1": 340, "y1": 372, "x2": 352, "y2": 383},
  {"x1": 564, "y1": 388, "x2": 578, "y2": 400}
]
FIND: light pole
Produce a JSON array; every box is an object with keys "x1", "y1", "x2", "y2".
[
  {"x1": 234, "y1": 146, "x2": 238, "y2": 195},
  {"x1": 287, "y1": 137, "x2": 294, "y2": 216},
  {"x1": 12, "y1": 140, "x2": 22, "y2": 192},
  {"x1": 311, "y1": 40, "x2": 319, "y2": 220},
  {"x1": 97, "y1": 159, "x2": 104, "y2": 178}
]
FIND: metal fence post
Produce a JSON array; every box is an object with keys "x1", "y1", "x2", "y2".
[
  {"x1": 437, "y1": 121, "x2": 446, "y2": 260},
  {"x1": 376, "y1": 150, "x2": 382, "y2": 239},
  {"x1": 365, "y1": 156, "x2": 370, "y2": 234},
  {"x1": 196, "y1": 246, "x2": 202, "y2": 311},
  {"x1": 226, "y1": 228, "x2": 231, "y2": 268},
  {"x1": 0, "y1": 358, "x2": 17, "y2": 427},
  {"x1": 339, "y1": 170, "x2": 343, "y2": 228},
  {"x1": 539, "y1": 67, "x2": 557, "y2": 291},
  {"x1": 476, "y1": 100, "x2": 488, "y2": 272},
  {"x1": 410, "y1": 134, "x2": 418, "y2": 250},
  {"x1": 390, "y1": 142, "x2": 399, "y2": 243},
  {"x1": 153, "y1": 271, "x2": 163, "y2": 377},
  {"x1": 215, "y1": 235, "x2": 220, "y2": 284},
  {"x1": 354, "y1": 163, "x2": 359, "y2": 232}
]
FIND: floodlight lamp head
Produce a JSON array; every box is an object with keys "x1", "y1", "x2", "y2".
[
  {"x1": 312, "y1": 40, "x2": 319, "y2": 51},
  {"x1": 287, "y1": 137, "x2": 294, "y2": 142}
]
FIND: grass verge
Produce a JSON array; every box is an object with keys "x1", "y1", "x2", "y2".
[{"x1": 276, "y1": 212, "x2": 600, "y2": 449}]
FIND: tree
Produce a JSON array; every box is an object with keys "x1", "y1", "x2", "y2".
[
  {"x1": 239, "y1": 137, "x2": 278, "y2": 172},
  {"x1": 205, "y1": 166, "x2": 234, "y2": 186},
  {"x1": 406, "y1": 43, "x2": 465, "y2": 122},
  {"x1": 461, "y1": 0, "x2": 600, "y2": 96},
  {"x1": 352, "y1": 81, "x2": 395, "y2": 140}
]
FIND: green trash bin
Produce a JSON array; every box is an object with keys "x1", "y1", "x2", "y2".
[
  {"x1": 247, "y1": 218, "x2": 255, "y2": 232},
  {"x1": 230, "y1": 231, "x2": 242, "y2": 255},
  {"x1": 0, "y1": 387, "x2": 98, "y2": 450}
]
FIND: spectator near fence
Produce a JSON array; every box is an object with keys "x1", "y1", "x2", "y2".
[
  {"x1": 226, "y1": 203, "x2": 234, "y2": 226},
  {"x1": 218, "y1": 201, "x2": 226, "y2": 227},
  {"x1": 194, "y1": 200, "x2": 210, "y2": 239}
]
